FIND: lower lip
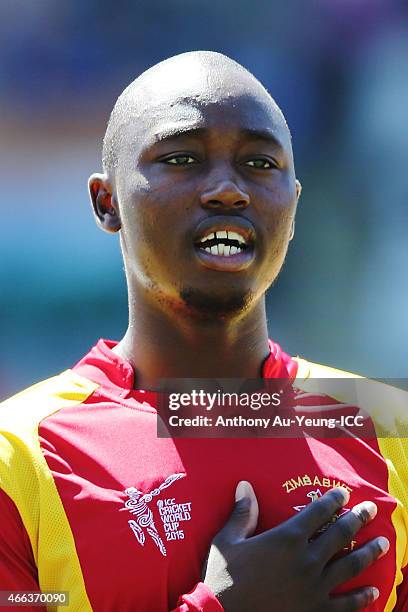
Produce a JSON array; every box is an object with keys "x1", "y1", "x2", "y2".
[{"x1": 193, "y1": 246, "x2": 255, "y2": 271}]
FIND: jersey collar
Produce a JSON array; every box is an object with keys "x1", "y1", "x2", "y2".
[{"x1": 73, "y1": 338, "x2": 298, "y2": 396}]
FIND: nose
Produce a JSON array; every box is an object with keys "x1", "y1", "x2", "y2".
[{"x1": 200, "y1": 179, "x2": 250, "y2": 210}]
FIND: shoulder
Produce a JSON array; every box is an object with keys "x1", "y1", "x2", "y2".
[
  {"x1": 293, "y1": 356, "x2": 407, "y2": 418},
  {"x1": 293, "y1": 356, "x2": 363, "y2": 379},
  {"x1": 293, "y1": 356, "x2": 408, "y2": 507},
  {"x1": 294, "y1": 354, "x2": 408, "y2": 455},
  {"x1": 293, "y1": 356, "x2": 407, "y2": 426},
  {"x1": 0, "y1": 370, "x2": 99, "y2": 556},
  {"x1": 0, "y1": 369, "x2": 99, "y2": 432},
  {"x1": 0, "y1": 369, "x2": 98, "y2": 498}
]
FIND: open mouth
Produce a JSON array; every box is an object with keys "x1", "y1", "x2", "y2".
[
  {"x1": 193, "y1": 216, "x2": 256, "y2": 271},
  {"x1": 195, "y1": 230, "x2": 250, "y2": 257}
]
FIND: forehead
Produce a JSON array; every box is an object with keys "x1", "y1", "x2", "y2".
[
  {"x1": 126, "y1": 93, "x2": 291, "y2": 155},
  {"x1": 115, "y1": 59, "x2": 291, "y2": 154}
]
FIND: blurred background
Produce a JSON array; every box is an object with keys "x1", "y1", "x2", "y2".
[{"x1": 1, "y1": 0, "x2": 407, "y2": 400}]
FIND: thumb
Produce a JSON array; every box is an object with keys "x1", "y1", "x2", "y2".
[{"x1": 222, "y1": 481, "x2": 259, "y2": 543}]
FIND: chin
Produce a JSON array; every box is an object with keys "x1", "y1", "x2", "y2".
[{"x1": 179, "y1": 286, "x2": 255, "y2": 319}]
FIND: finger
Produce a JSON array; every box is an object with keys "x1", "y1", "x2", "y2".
[
  {"x1": 315, "y1": 501, "x2": 377, "y2": 563},
  {"x1": 215, "y1": 481, "x2": 259, "y2": 544},
  {"x1": 324, "y1": 536, "x2": 390, "y2": 590},
  {"x1": 289, "y1": 487, "x2": 350, "y2": 539},
  {"x1": 328, "y1": 586, "x2": 379, "y2": 611},
  {"x1": 234, "y1": 481, "x2": 259, "y2": 537}
]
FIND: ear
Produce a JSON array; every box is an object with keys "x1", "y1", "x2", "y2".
[
  {"x1": 289, "y1": 219, "x2": 296, "y2": 241},
  {"x1": 289, "y1": 180, "x2": 302, "y2": 241},
  {"x1": 295, "y1": 179, "x2": 302, "y2": 201},
  {"x1": 88, "y1": 173, "x2": 121, "y2": 233}
]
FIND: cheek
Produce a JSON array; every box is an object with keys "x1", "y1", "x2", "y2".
[
  {"x1": 119, "y1": 181, "x2": 164, "y2": 245},
  {"x1": 264, "y1": 210, "x2": 293, "y2": 245},
  {"x1": 262, "y1": 172, "x2": 298, "y2": 210},
  {"x1": 119, "y1": 192, "x2": 185, "y2": 288},
  {"x1": 261, "y1": 226, "x2": 291, "y2": 283},
  {"x1": 258, "y1": 176, "x2": 297, "y2": 236},
  {"x1": 256, "y1": 188, "x2": 296, "y2": 281}
]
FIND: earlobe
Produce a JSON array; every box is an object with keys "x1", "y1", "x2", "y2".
[
  {"x1": 88, "y1": 172, "x2": 121, "y2": 233},
  {"x1": 295, "y1": 179, "x2": 302, "y2": 201},
  {"x1": 289, "y1": 180, "x2": 301, "y2": 241},
  {"x1": 289, "y1": 220, "x2": 295, "y2": 241}
]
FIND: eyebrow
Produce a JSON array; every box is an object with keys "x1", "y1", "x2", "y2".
[
  {"x1": 240, "y1": 128, "x2": 284, "y2": 149},
  {"x1": 152, "y1": 125, "x2": 284, "y2": 149},
  {"x1": 153, "y1": 126, "x2": 206, "y2": 143}
]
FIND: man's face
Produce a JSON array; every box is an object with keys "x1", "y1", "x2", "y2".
[{"x1": 109, "y1": 73, "x2": 300, "y2": 318}]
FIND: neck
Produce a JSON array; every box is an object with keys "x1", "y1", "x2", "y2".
[{"x1": 113, "y1": 286, "x2": 270, "y2": 390}]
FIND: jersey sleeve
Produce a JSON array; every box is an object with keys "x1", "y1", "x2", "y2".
[
  {"x1": 378, "y1": 435, "x2": 408, "y2": 609},
  {"x1": 173, "y1": 582, "x2": 224, "y2": 611},
  {"x1": 295, "y1": 360, "x2": 408, "y2": 609},
  {"x1": 0, "y1": 487, "x2": 46, "y2": 612},
  {"x1": 395, "y1": 565, "x2": 408, "y2": 610}
]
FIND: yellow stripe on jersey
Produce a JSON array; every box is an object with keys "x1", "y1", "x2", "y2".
[
  {"x1": 293, "y1": 357, "x2": 362, "y2": 380},
  {"x1": 0, "y1": 370, "x2": 98, "y2": 611},
  {"x1": 377, "y1": 441, "x2": 408, "y2": 610},
  {"x1": 294, "y1": 356, "x2": 408, "y2": 610}
]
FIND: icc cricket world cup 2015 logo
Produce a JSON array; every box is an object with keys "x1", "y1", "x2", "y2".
[{"x1": 122, "y1": 473, "x2": 185, "y2": 557}]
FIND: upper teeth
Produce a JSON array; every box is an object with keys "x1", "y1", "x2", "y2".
[{"x1": 199, "y1": 230, "x2": 247, "y2": 245}]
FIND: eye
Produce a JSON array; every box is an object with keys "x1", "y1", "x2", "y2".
[
  {"x1": 244, "y1": 158, "x2": 275, "y2": 169},
  {"x1": 161, "y1": 155, "x2": 197, "y2": 165}
]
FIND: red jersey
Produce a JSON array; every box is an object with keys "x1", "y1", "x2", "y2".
[{"x1": 0, "y1": 339, "x2": 407, "y2": 611}]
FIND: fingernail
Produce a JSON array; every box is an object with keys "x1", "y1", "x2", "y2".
[
  {"x1": 235, "y1": 481, "x2": 250, "y2": 502},
  {"x1": 362, "y1": 501, "x2": 377, "y2": 519},
  {"x1": 335, "y1": 486, "x2": 350, "y2": 504},
  {"x1": 378, "y1": 536, "x2": 390, "y2": 557},
  {"x1": 372, "y1": 587, "x2": 379, "y2": 601},
  {"x1": 353, "y1": 501, "x2": 377, "y2": 521}
]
